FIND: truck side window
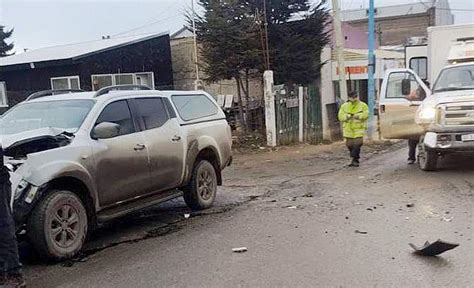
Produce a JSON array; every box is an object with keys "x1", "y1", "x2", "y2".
[
  {"x1": 96, "y1": 100, "x2": 136, "y2": 136},
  {"x1": 134, "y1": 98, "x2": 169, "y2": 130},
  {"x1": 409, "y1": 57, "x2": 428, "y2": 80},
  {"x1": 172, "y1": 94, "x2": 218, "y2": 121},
  {"x1": 386, "y1": 72, "x2": 424, "y2": 101}
]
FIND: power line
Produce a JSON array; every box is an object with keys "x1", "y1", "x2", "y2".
[
  {"x1": 112, "y1": 0, "x2": 184, "y2": 37},
  {"x1": 112, "y1": 14, "x2": 182, "y2": 37}
]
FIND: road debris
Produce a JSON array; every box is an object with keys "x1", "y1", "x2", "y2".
[
  {"x1": 355, "y1": 230, "x2": 368, "y2": 234},
  {"x1": 286, "y1": 205, "x2": 298, "y2": 209},
  {"x1": 184, "y1": 214, "x2": 191, "y2": 219},
  {"x1": 358, "y1": 176, "x2": 365, "y2": 179},
  {"x1": 367, "y1": 208, "x2": 373, "y2": 211},
  {"x1": 302, "y1": 192, "x2": 313, "y2": 198},
  {"x1": 409, "y1": 240, "x2": 459, "y2": 256},
  {"x1": 406, "y1": 203, "x2": 415, "y2": 208},
  {"x1": 442, "y1": 215, "x2": 453, "y2": 222},
  {"x1": 232, "y1": 247, "x2": 248, "y2": 253}
]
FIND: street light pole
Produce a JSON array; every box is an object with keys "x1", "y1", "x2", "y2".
[
  {"x1": 331, "y1": 0, "x2": 348, "y2": 102},
  {"x1": 191, "y1": 0, "x2": 200, "y2": 90},
  {"x1": 368, "y1": 0, "x2": 376, "y2": 138}
]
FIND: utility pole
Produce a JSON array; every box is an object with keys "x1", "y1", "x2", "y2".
[
  {"x1": 262, "y1": 0, "x2": 271, "y2": 70},
  {"x1": 368, "y1": 0, "x2": 376, "y2": 138},
  {"x1": 191, "y1": 0, "x2": 200, "y2": 90},
  {"x1": 331, "y1": 0, "x2": 348, "y2": 101}
]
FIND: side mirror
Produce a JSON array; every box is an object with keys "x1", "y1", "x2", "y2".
[
  {"x1": 401, "y1": 79, "x2": 411, "y2": 96},
  {"x1": 92, "y1": 122, "x2": 120, "y2": 139}
]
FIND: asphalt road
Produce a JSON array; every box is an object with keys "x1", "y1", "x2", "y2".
[{"x1": 23, "y1": 142, "x2": 474, "y2": 287}]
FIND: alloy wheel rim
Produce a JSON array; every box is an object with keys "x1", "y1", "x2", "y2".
[
  {"x1": 198, "y1": 169, "x2": 214, "y2": 200},
  {"x1": 50, "y1": 204, "x2": 81, "y2": 248}
]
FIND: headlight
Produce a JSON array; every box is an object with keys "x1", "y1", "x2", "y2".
[
  {"x1": 14, "y1": 180, "x2": 30, "y2": 200},
  {"x1": 417, "y1": 106, "x2": 437, "y2": 124},
  {"x1": 419, "y1": 107, "x2": 436, "y2": 120}
]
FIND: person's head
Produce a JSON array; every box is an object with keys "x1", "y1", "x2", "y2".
[
  {"x1": 348, "y1": 91, "x2": 359, "y2": 103},
  {"x1": 422, "y1": 80, "x2": 430, "y2": 88}
]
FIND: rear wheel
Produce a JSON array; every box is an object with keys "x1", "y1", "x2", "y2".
[
  {"x1": 27, "y1": 190, "x2": 88, "y2": 260},
  {"x1": 183, "y1": 160, "x2": 217, "y2": 210},
  {"x1": 418, "y1": 144, "x2": 438, "y2": 171}
]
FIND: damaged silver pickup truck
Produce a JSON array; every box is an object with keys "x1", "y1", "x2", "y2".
[{"x1": 0, "y1": 85, "x2": 232, "y2": 260}]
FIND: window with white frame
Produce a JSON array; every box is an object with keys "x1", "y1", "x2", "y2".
[
  {"x1": 51, "y1": 76, "x2": 81, "y2": 90},
  {"x1": 0, "y1": 82, "x2": 8, "y2": 107},
  {"x1": 91, "y1": 72, "x2": 154, "y2": 91}
]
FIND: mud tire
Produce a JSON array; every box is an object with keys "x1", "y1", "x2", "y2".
[
  {"x1": 418, "y1": 144, "x2": 438, "y2": 171},
  {"x1": 183, "y1": 160, "x2": 217, "y2": 210},
  {"x1": 27, "y1": 190, "x2": 88, "y2": 260}
]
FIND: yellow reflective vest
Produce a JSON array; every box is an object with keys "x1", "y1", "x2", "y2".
[{"x1": 337, "y1": 100, "x2": 369, "y2": 139}]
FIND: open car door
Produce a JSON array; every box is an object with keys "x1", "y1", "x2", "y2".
[{"x1": 379, "y1": 69, "x2": 431, "y2": 139}]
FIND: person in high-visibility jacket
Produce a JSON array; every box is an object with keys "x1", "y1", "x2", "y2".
[{"x1": 338, "y1": 91, "x2": 369, "y2": 167}]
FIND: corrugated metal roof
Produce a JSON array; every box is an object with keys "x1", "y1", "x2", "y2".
[{"x1": 0, "y1": 32, "x2": 168, "y2": 67}]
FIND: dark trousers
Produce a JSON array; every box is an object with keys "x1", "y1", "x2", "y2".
[
  {"x1": 0, "y1": 179, "x2": 22, "y2": 276},
  {"x1": 408, "y1": 139, "x2": 419, "y2": 161},
  {"x1": 346, "y1": 137, "x2": 363, "y2": 161}
]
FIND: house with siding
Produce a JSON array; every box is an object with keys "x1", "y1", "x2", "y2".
[
  {"x1": 340, "y1": 0, "x2": 454, "y2": 46},
  {"x1": 0, "y1": 32, "x2": 173, "y2": 110}
]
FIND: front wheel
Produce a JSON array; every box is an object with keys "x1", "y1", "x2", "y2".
[
  {"x1": 418, "y1": 144, "x2": 438, "y2": 171},
  {"x1": 183, "y1": 160, "x2": 218, "y2": 210},
  {"x1": 27, "y1": 190, "x2": 88, "y2": 260}
]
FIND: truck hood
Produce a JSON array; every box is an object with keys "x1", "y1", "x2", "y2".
[
  {"x1": 0, "y1": 127, "x2": 73, "y2": 159},
  {"x1": 428, "y1": 89, "x2": 474, "y2": 106}
]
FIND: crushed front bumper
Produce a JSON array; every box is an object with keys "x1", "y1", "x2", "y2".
[
  {"x1": 9, "y1": 172, "x2": 42, "y2": 229},
  {"x1": 424, "y1": 131, "x2": 474, "y2": 152}
]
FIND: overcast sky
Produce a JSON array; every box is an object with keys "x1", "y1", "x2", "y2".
[{"x1": 0, "y1": 0, "x2": 473, "y2": 54}]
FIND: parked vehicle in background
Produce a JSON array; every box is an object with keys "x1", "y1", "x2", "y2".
[
  {"x1": 405, "y1": 23, "x2": 474, "y2": 84},
  {"x1": 0, "y1": 85, "x2": 232, "y2": 260},
  {"x1": 379, "y1": 26, "x2": 474, "y2": 171}
]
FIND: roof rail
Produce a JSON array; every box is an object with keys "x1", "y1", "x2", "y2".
[
  {"x1": 26, "y1": 89, "x2": 85, "y2": 101},
  {"x1": 457, "y1": 37, "x2": 474, "y2": 42},
  {"x1": 94, "y1": 85, "x2": 152, "y2": 97}
]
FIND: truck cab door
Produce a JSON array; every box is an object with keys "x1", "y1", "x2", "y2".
[
  {"x1": 379, "y1": 69, "x2": 431, "y2": 139},
  {"x1": 132, "y1": 97, "x2": 185, "y2": 193}
]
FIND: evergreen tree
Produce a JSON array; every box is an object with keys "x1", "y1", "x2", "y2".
[
  {"x1": 248, "y1": 0, "x2": 331, "y2": 84},
  {"x1": 0, "y1": 26, "x2": 14, "y2": 57},
  {"x1": 193, "y1": 0, "x2": 263, "y2": 131},
  {"x1": 192, "y1": 0, "x2": 330, "y2": 130}
]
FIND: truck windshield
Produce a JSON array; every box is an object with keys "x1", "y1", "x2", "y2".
[
  {"x1": 0, "y1": 100, "x2": 95, "y2": 136},
  {"x1": 433, "y1": 65, "x2": 474, "y2": 93}
]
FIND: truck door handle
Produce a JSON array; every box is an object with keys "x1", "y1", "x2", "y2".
[
  {"x1": 171, "y1": 135, "x2": 181, "y2": 142},
  {"x1": 380, "y1": 105, "x2": 385, "y2": 113},
  {"x1": 134, "y1": 144, "x2": 146, "y2": 151}
]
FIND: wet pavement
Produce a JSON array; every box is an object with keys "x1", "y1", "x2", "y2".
[{"x1": 22, "y1": 142, "x2": 474, "y2": 287}]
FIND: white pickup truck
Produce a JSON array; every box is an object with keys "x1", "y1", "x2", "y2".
[{"x1": 379, "y1": 37, "x2": 474, "y2": 171}]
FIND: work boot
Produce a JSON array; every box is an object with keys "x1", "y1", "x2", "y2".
[
  {"x1": 4, "y1": 274, "x2": 26, "y2": 288},
  {"x1": 348, "y1": 159, "x2": 359, "y2": 167}
]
